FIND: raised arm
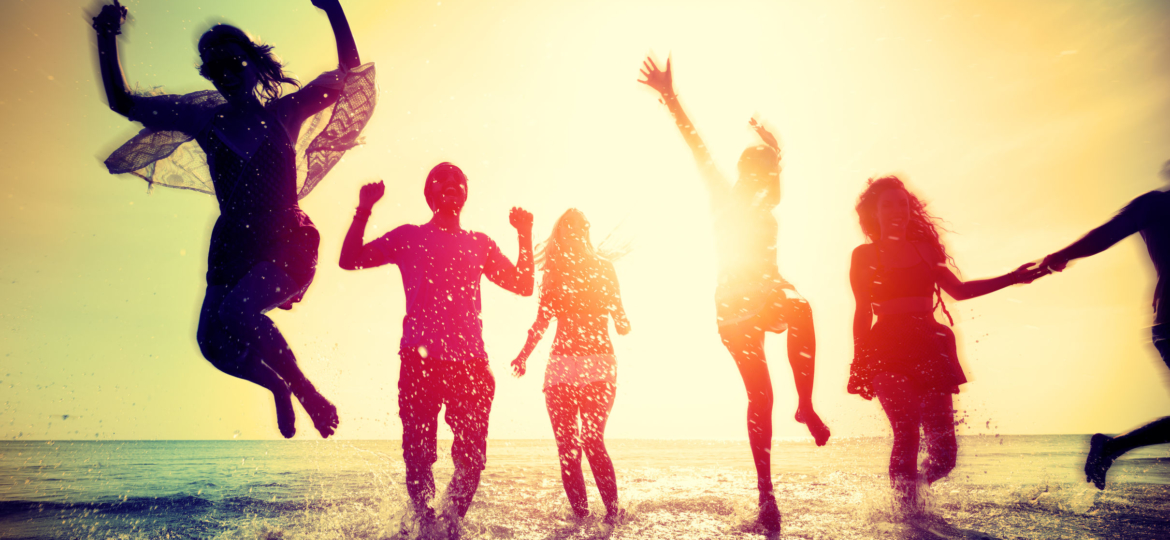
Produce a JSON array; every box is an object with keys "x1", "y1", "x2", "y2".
[
  {"x1": 312, "y1": 0, "x2": 360, "y2": 69},
  {"x1": 339, "y1": 181, "x2": 392, "y2": 270},
  {"x1": 92, "y1": 1, "x2": 133, "y2": 117},
  {"x1": 1044, "y1": 194, "x2": 1152, "y2": 272},
  {"x1": 484, "y1": 208, "x2": 535, "y2": 296},
  {"x1": 638, "y1": 55, "x2": 730, "y2": 197}
]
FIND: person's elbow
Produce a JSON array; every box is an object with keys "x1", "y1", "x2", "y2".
[
  {"x1": 338, "y1": 254, "x2": 361, "y2": 271},
  {"x1": 108, "y1": 96, "x2": 133, "y2": 118}
]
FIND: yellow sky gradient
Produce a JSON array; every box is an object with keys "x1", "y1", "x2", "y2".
[{"x1": 1, "y1": 0, "x2": 1168, "y2": 441}]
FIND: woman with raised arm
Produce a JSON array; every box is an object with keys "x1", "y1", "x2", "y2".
[
  {"x1": 510, "y1": 209, "x2": 631, "y2": 525},
  {"x1": 638, "y1": 55, "x2": 829, "y2": 531},
  {"x1": 92, "y1": 0, "x2": 376, "y2": 438},
  {"x1": 849, "y1": 176, "x2": 1045, "y2": 513}
]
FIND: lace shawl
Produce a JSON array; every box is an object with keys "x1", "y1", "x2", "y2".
[{"x1": 104, "y1": 63, "x2": 376, "y2": 199}]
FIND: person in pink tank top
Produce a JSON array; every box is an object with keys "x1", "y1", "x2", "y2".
[{"x1": 339, "y1": 163, "x2": 534, "y2": 529}]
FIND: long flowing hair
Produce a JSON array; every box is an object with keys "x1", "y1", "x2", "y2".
[
  {"x1": 856, "y1": 175, "x2": 956, "y2": 324},
  {"x1": 198, "y1": 24, "x2": 300, "y2": 103},
  {"x1": 536, "y1": 209, "x2": 631, "y2": 293}
]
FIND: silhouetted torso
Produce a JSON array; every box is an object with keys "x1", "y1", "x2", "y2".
[
  {"x1": 543, "y1": 260, "x2": 619, "y2": 357},
  {"x1": 712, "y1": 200, "x2": 783, "y2": 289},
  {"x1": 200, "y1": 108, "x2": 312, "y2": 287},
  {"x1": 368, "y1": 222, "x2": 507, "y2": 361},
  {"x1": 1120, "y1": 191, "x2": 1170, "y2": 324}
]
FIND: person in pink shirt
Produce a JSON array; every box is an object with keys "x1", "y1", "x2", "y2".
[{"x1": 339, "y1": 163, "x2": 534, "y2": 525}]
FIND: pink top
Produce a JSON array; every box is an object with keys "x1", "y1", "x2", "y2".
[{"x1": 367, "y1": 222, "x2": 514, "y2": 361}]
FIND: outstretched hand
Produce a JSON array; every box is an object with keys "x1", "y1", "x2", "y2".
[
  {"x1": 510, "y1": 207, "x2": 533, "y2": 234},
  {"x1": 1012, "y1": 262, "x2": 1050, "y2": 285},
  {"x1": 749, "y1": 117, "x2": 782, "y2": 154},
  {"x1": 510, "y1": 357, "x2": 527, "y2": 378},
  {"x1": 92, "y1": 0, "x2": 128, "y2": 35},
  {"x1": 358, "y1": 180, "x2": 384, "y2": 210},
  {"x1": 637, "y1": 55, "x2": 675, "y2": 98}
]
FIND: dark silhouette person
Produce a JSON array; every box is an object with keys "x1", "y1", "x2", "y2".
[
  {"x1": 1040, "y1": 161, "x2": 1170, "y2": 491},
  {"x1": 92, "y1": 0, "x2": 375, "y2": 439},
  {"x1": 849, "y1": 176, "x2": 1046, "y2": 514},
  {"x1": 338, "y1": 166, "x2": 534, "y2": 527},
  {"x1": 510, "y1": 209, "x2": 631, "y2": 525},
  {"x1": 638, "y1": 55, "x2": 829, "y2": 531}
]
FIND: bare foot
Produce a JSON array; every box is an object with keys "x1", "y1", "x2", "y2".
[
  {"x1": 274, "y1": 388, "x2": 296, "y2": 439},
  {"x1": 603, "y1": 507, "x2": 625, "y2": 526},
  {"x1": 1085, "y1": 433, "x2": 1116, "y2": 490},
  {"x1": 295, "y1": 387, "x2": 339, "y2": 438},
  {"x1": 758, "y1": 493, "x2": 781, "y2": 532},
  {"x1": 795, "y1": 407, "x2": 831, "y2": 446}
]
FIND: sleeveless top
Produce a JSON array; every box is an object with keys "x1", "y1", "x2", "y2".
[
  {"x1": 198, "y1": 110, "x2": 318, "y2": 291},
  {"x1": 870, "y1": 259, "x2": 935, "y2": 304}
]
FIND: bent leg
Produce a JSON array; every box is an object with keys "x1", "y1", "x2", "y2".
[
  {"x1": 777, "y1": 291, "x2": 829, "y2": 446},
  {"x1": 444, "y1": 360, "x2": 496, "y2": 518},
  {"x1": 1085, "y1": 334, "x2": 1170, "y2": 489},
  {"x1": 920, "y1": 390, "x2": 958, "y2": 484},
  {"x1": 197, "y1": 284, "x2": 296, "y2": 438},
  {"x1": 217, "y1": 262, "x2": 337, "y2": 437},
  {"x1": 874, "y1": 373, "x2": 922, "y2": 509},
  {"x1": 546, "y1": 384, "x2": 589, "y2": 516},
  {"x1": 579, "y1": 381, "x2": 619, "y2": 517}
]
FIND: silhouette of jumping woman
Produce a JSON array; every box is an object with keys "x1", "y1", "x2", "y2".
[
  {"x1": 849, "y1": 176, "x2": 1045, "y2": 514},
  {"x1": 638, "y1": 55, "x2": 829, "y2": 531},
  {"x1": 93, "y1": 0, "x2": 376, "y2": 438},
  {"x1": 510, "y1": 209, "x2": 631, "y2": 525},
  {"x1": 339, "y1": 167, "x2": 534, "y2": 529},
  {"x1": 1040, "y1": 161, "x2": 1170, "y2": 491}
]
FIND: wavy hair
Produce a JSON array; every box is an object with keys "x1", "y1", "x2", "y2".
[
  {"x1": 856, "y1": 175, "x2": 956, "y2": 324},
  {"x1": 198, "y1": 24, "x2": 300, "y2": 102},
  {"x1": 536, "y1": 209, "x2": 631, "y2": 290},
  {"x1": 734, "y1": 144, "x2": 782, "y2": 208}
]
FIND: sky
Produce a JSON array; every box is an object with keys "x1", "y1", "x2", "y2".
[{"x1": 1, "y1": 0, "x2": 1169, "y2": 441}]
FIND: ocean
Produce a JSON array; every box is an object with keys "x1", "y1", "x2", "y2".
[{"x1": 1, "y1": 436, "x2": 1167, "y2": 539}]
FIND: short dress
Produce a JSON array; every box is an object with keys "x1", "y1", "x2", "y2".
[
  {"x1": 104, "y1": 64, "x2": 377, "y2": 305},
  {"x1": 848, "y1": 258, "x2": 966, "y2": 400},
  {"x1": 712, "y1": 198, "x2": 796, "y2": 333}
]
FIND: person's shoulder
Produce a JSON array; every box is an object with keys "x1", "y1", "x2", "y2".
[
  {"x1": 910, "y1": 241, "x2": 945, "y2": 263},
  {"x1": 467, "y1": 229, "x2": 500, "y2": 249},
  {"x1": 1134, "y1": 189, "x2": 1170, "y2": 207},
  {"x1": 851, "y1": 243, "x2": 877, "y2": 261}
]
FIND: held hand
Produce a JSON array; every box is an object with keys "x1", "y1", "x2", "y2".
[
  {"x1": 1042, "y1": 254, "x2": 1068, "y2": 273},
  {"x1": 92, "y1": 0, "x2": 128, "y2": 35},
  {"x1": 510, "y1": 357, "x2": 527, "y2": 378},
  {"x1": 358, "y1": 180, "x2": 384, "y2": 209},
  {"x1": 510, "y1": 207, "x2": 533, "y2": 234},
  {"x1": 637, "y1": 55, "x2": 675, "y2": 98},
  {"x1": 1012, "y1": 262, "x2": 1049, "y2": 285}
]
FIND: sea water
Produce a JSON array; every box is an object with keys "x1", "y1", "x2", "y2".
[{"x1": 1, "y1": 436, "x2": 1167, "y2": 539}]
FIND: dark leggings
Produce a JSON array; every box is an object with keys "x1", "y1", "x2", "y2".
[
  {"x1": 873, "y1": 372, "x2": 957, "y2": 491},
  {"x1": 196, "y1": 262, "x2": 311, "y2": 397},
  {"x1": 718, "y1": 295, "x2": 815, "y2": 499},
  {"x1": 545, "y1": 381, "x2": 618, "y2": 515}
]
